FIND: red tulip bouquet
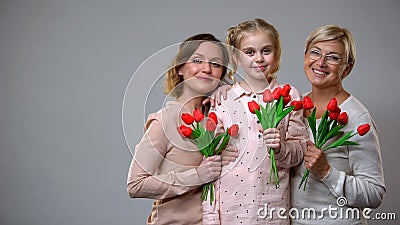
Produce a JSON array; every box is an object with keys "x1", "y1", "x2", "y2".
[
  {"x1": 247, "y1": 84, "x2": 302, "y2": 188},
  {"x1": 178, "y1": 109, "x2": 239, "y2": 204},
  {"x1": 298, "y1": 97, "x2": 371, "y2": 191}
]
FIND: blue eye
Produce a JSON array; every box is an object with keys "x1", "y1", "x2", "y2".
[
  {"x1": 262, "y1": 48, "x2": 272, "y2": 54},
  {"x1": 244, "y1": 49, "x2": 255, "y2": 56}
]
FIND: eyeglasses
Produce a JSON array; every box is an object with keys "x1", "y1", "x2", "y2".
[
  {"x1": 190, "y1": 57, "x2": 223, "y2": 69},
  {"x1": 306, "y1": 49, "x2": 344, "y2": 65}
]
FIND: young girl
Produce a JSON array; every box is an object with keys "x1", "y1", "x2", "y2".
[
  {"x1": 127, "y1": 33, "x2": 230, "y2": 225},
  {"x1": 202, "y1": 19, "x2": 307, "y2": 224}
]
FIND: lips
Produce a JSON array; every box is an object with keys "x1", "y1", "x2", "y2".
[
  {"x1": 195, "y1": 75, "x2": 214, "y2": 81},
  {"x1": 253, "y1": 65, "x2": 266, "y2": 71},
  {"x1": 312, "y1": 68, "x2": 329, "y2": 76}
]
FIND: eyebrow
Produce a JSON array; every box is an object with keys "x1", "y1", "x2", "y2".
[
  {"x1": 311, "y1": 47, "x2": 342, "y2": 55},
  {"x1": 191, "y1": 53, "x2": 223, "y2": 63},
  {"x1": 241, "y1": 45, "x2": 274, "y2": 51}
]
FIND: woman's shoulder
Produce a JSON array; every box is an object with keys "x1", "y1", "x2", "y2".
[
  {"x1": 343, "y1": 94, "x2": 376, "y2": 127},
  {"x1": 144, "y1": 101, "x2": 182, "y2": 131},
  {"x1": 343, "y1": 95, "x2": 370, "y2": 115}
]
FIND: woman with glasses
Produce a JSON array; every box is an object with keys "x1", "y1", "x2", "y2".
[
  {"x1": 127, "y1": 33, "x2": 229, "y2": 225},
  {"x1": 290, "y1": 25, "x2": 386, "y2": 225}
]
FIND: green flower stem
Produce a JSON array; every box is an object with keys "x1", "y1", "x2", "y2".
[
  {"x1": 269, "y1": 148, "x2": 280, "y2": 188},
  {"x1": 201, "y1": 182, "x2": 215, "y2": 205}
]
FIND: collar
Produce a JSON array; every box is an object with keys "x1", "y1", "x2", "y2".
[{"x1": 231, "y1": 78, "x2": 279, "y2": 100}]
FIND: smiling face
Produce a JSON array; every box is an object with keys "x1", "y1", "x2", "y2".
[
  {"x1": 236, "y1": 31, "x2": 276, "y2": 83},
  {"x1": 178, "y1": 41, "x2": 224, "y2": 96},
  {"x1": 304, "y1": 40, "x2": 352, "y2": 89}
]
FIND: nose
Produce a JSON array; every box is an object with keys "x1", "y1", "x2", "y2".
[
  {"x1": 254, "y1": 52, "x2": 264, "y2": 63},
  {"x1": 315, "y1": 56, "x2": 327, "y2": 67},
  {"x1": 202, "y1": 61, "x2": 212, "y2": 73}
]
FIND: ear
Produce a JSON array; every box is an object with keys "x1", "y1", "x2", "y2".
[
  {"x1": 178, "y1": 68, "x2": 183, "y2": 76},
  {"x1": 341, "y1": 63, "x2": 354, "y2": 79}
]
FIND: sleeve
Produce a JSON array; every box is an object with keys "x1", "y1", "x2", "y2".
[
  {"x1": 127, "y1": 116, "x2": 203, "y2": 200},
  {"x1": 202, "y1": 180, "x2": 221, "y2": 224},
  {"x1": 274, "y1": 87, "x2": 307, "y2": 168},
  {"x1": 321, "y1": 112, "x2": 386, "y2": 208}
]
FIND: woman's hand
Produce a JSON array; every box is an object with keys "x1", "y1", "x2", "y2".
[
  {"x1": 221, "y1": 145, "x2": 239, "y2": 166},
  {"x1": 304, "y1": 140, "x2": 331, "y2": 179},
  {"x1": 202, "y1": 85, "x2": 231, "y2": 107},
  {"x1": 262, "y1": 128, "x2": 281, "y2": 151},
  {"x1": 196, "y1": 155, "x2": 222, "y2": 183}
]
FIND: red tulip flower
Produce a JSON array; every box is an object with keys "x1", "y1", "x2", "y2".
[
  {"x1": 291, "y1": 100, "x2": 303, "y2": 111},
  {"x1": 263, "y1": 89, "x2": 274, "y2": 103},
  {"x1": 272, "y1": 87, "x2": 282, "y2": 100},
  {"x1": 303, "y1": 96, "x2": 314, "y2": 110},
  {"x1": 178, "y1": 109, "x2": 240, "y2": 204},
  {"x1": 357, "y1": 124, "x2": 371, "y2": 136},
  {"x1": 327, "y1": 98, "x2": 338, "y2": 111},
  {"x1": 281, "y1": 84, "x2": 291, "y2": 97},
  {"x1": 206, "y1": 118, "x2": 217, "y2": 132},
  {"x1": 248, "y1": 100, "x2": 260, "y2": 114},
  {"x1": 337, "y1": 112, "x2": 348, "y2": 125},
  {"x1": 228, "y1": 124, "x2": 239, "y2": 137},
  {"x1": 193, "y1": 109, "x2": 204, "y2": 122},
  {"x1": 329, "y1": 111, "x2": 340, "y2": 120},
  {"x1": 283, "y1": 95, "x2": 291, "y2": 106},
  {"x1": 246, "y1": 84, "x2": 299, "y2": 189},
  {"x1": 178, "y1": 125, "x2": 192, "y2": 138},
  {"x1": 181, "y1": 113, "x2": 194, "y2": 125},
  {"x1": 208, "y1": 112, "x2": 218, "y2": 125},
  {"x1": 298, "y1": 96, "x2": 372, "y2": 191}
]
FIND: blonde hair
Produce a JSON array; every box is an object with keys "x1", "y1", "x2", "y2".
[
  {"x1": 226, "y1": 18, "x2": 281, "y2": 82},
  {"x1": 164, "y1": 33, "x2": 229, "y2": 98},
  {"x1": 305, "y1": 25, "x2": 356, "y2": 65}
]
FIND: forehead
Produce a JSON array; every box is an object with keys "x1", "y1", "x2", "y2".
[
  {"x1": 193, "y1": 42, "x2": 223, "y2": 59},
  {"x1": 312, "y1": 40, "x2": 345, "y2": 54},
  {"x1": 240, "y1": 31, "x2": 273, "y2": 48}
]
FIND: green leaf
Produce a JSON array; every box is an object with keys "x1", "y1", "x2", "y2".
[
  {"x1": 260, "y1": 104, "x2": 269, "y2": 126},
  {"x1": 341, "y1": 141, "x2": 360, "y2": 146},
  {"x1": 255, "y1": 109, "x2": 267, "y2": 130},
  {"x1": 330, "y1": 120, "x2": 338, "y2": 130},
  {"x1": 210, "y1": 134, "x2": 224, "y2": 154},
  {"x1": 277, "y1": 96, "x2": 284, "y2": 113},
  {"x1": 323, "y1": 131, "x2": 352, "y2": 151},
  {"x1": 274, "y1": 106, "x2": 294, "y2": 127},
  {"x1": 308, "y1": 108, "x2": 317, "y2": 144},
  {"x1": 321, "y1": 124, "x2": 345, "y2": 146},
  {"x1": 267, "y1": 105, "x2": 276, "y2": 129},
  {"x1": 216, "y1": 129, "x2": 230, "y2": 154},
  {"x1": 317, "y1": 111, "x2": 329, "y2": 148}
]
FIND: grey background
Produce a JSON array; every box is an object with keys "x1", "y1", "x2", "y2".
[{"x1": 1, "y1": 0, "x2": 399, "y2": 224}]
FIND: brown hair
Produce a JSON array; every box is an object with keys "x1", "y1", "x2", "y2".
[{"x1": 164, "y1": 33, "x2": 229, "y2": 97}]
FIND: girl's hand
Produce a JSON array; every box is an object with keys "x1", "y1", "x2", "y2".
[
  {"x1": 202, "y1": 85, "x2": 231, "y2": 107},
  {"x1": 196, "y1": 155, "x2": 222, "y2": 183},
  {"x1": 262, "y1": 128, "x2": 281, "y2": 151},
  {"x1": 221, "y1": 145, "x2": 238, "y2": 166},
  {"x1": 304, "y1": 141, "x2": 331, "y2": 179}
]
